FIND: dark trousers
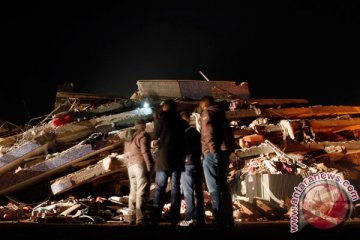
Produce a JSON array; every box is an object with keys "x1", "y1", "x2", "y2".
[
  {"x1": 202, "y1": 151, "x2": 234, "y2": 227},
  {"x1": 153, "y1": 170, "x2": 181, "y2": 225},
  {"x1": 181, "y1": 164, "x2": 205, "y2": 222}
]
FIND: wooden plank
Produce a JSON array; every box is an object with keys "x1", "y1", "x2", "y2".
[
  {"x1": 310, "y1": 118, "x2": 360, "y2": 133},
  {"x1": 226, "y1": 106, "x2": 360, "y2": 121},
  {"x1": 50, "y1": 157, "x2": 127, "y2": 195},
  {"x1": 59, "y1": 204, "x2": 82, "y2": 217},
  {"x1": 56, "y1": 91, "x2": 124, "y2": 101},
  {"x1": 0, "y1": 135, "x2": 17, "y2": 148},
  {"x1": 249, "y1": 98, "x2": 309, "y2": 106},
  {"x1": 284, "y1": 140, "x2": 360, "y2": 152},
  {"x1": 0, "y1": 135, "x2": 123, "y2": 196}
]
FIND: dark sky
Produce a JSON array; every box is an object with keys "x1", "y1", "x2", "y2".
[{"x1": 1, "y1": 1, "x2": 360, "y2": 124}]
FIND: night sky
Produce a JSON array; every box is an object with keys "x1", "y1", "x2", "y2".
[{"x1": 1, "y1": 1, "x2": 360, "y2": 124}]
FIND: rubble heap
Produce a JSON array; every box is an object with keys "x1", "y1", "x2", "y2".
[{"x1": 0, "y1": 80, "x2": 359, "y2": 223}]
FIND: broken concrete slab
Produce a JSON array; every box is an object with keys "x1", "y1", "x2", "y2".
[
  {"x1": 0, "y1": 134, "x2": 123, "y2": 196},
  {"x1": 137, "y1": 80, "x2": 250, "y2": 99},
  {"x1": 0, "y1": 141, "x2": 53, "y2": 176},
  {"x1": 235, "y1": 145, "x2": 274, "y2": 159},
  {"x1": 54, "y1": 120, "x2": 96, "y2": 143},
  {"x1": 0, "y1": 120, "x2": 98, "y2": 176},
  {"x1": 94, "y1": 107, "x2": 153, "y2": 132},
  {"x1": 51, "y1": 156, "x2": 127, "y2": 195},
  {"x1": 69, "y1": 99, "x2": 141, "y2": 120}
]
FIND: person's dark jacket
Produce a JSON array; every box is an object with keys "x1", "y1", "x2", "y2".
[
  {"x1": 184, "y1": 126, "x2": 202, "y2": 167},
  {"x1": 153, "y1": 110, "x2": 187, "y2": 171},
  {"x1": 124, "y1": 130, "x2": 154, "y2": 172},
  {"x1": 200, "y1": 104, "x2": 235, "y2": 155}
]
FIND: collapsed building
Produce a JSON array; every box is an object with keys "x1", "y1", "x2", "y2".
[{"x1": 0, "y1": 80, "x2": 359, "y2": 223}]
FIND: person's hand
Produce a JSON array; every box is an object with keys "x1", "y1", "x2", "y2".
[{"x1": 151, "y1": 140, "x2": 159, "y2": 148}]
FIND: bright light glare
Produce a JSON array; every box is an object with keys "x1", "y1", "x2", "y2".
[{"x1": 143, "y1": 101, "x2": 150, "y2": 108}]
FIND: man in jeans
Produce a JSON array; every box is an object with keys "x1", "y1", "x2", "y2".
[
  {"x1": 152, "y1": 100, "x2": 187, "y2": 226},
  {"x1": 199, "y1": 96, "x2": 235, "y2": 228},
  {"x1": 124, "y1": 119, "x2": 153, "y2": 226},
  {"x1": 178, "y1": 111, "x2": 205, "y2": 226}
]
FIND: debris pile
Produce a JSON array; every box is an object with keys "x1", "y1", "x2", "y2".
[{"x1": 1, "y1": 80, "x2": 360, "y2": 223}]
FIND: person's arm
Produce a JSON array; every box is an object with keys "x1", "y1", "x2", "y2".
[
  {"x1": 140, "y1": 134, "x2": 154, "y2": 172},
  {"x1": 153, "y1": 116, "x2": 162, "y2": 140},
  {"x1": 201, "y1": 111, "x2": 216, "y2": 153}
]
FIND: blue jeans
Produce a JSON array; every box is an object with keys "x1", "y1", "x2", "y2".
[
  {"x1": 202, "y1": 152, "x2": 234, "y2": 227},
  {"x1": 181, "y1": 165, "x2": 205, "y2": 222},
  {"x1": 153, "y1": 170, "x2": 181, "y2": 225}
]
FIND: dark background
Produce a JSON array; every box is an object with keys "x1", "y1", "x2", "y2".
[{"x1": 1, "y1": 1, "x2": 360, "y2": 124}]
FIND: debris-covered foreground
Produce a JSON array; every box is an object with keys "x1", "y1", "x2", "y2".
[{"x1": 1, "y1": 80, "x2": 360, "y2": 223}]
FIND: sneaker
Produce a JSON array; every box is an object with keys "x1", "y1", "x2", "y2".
[{"x1": 178, "y1": 219, "x2": 194, "y2": 226}]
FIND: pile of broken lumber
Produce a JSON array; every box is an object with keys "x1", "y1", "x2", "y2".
[{"x1": 1, "y1": 79, "x2": 360, "y2": 223}]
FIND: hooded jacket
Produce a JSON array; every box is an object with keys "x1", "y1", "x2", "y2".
[
  {"x1": 200, "y1": 104, "x2": 235, "y2": 155},
  {"x1": 153, "y1": 110, "x2": 187, "y2": 171},
  {"x1": 124, "y1": 130, "x2": 153, "y2": 172}
]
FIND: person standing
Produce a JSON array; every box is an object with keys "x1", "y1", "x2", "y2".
[
  {"x1": 178, "y1": 111, "x2": 205, "y2": 226},
  {"x1": 124, "y1": 119, "x2": 153, "y2": 226},
  {"x1": 199, "y1": 96, "x2": 235, "y2": 228},
  {"x1": 152, "y1": 99, "x2": 187, "y2": 226}
]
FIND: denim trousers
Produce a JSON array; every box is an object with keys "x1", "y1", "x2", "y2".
[
  {"x1": 181, "y1": 164, "x2": 205, "y2": 222},
  {"x1": 202, "y1": 151, "x2": 234, "y2": 227},
  {"x1": 153, "y1": 170, "x2": 181, "y2": 225}
]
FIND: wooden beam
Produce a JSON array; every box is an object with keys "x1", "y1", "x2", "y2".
[
  {"x1": 249, "y1": 98, "x2": 309, "y2": 106},
  {"x1": 284, "y1": 140, "x2": 360, "y2": 152},
  {"x1": 310, "y1": 118, "x2": 360, "y2": 133},
  {"x1": 0, "y1": 135, "x2": 17, "y2": 148},
  {"x1": 226, "y1": 106, "x2": 360, "y2": 121},
  {"x1": 56, "y1": 91, "x2": 124, "y2": 101}
]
